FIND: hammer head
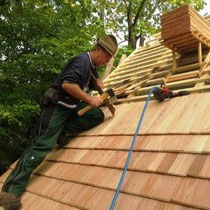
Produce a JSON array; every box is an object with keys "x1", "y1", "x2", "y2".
[{"x1": 105, "y1": 88, "x2": 118, "y2": 104}]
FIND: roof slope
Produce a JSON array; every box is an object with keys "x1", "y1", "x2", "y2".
[{"x1": 1, "y1": 93, "x2": 210, "y2": 209}]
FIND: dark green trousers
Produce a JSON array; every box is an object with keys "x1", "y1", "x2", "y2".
[{"x1": 2, "y1": 102, "x2": 104, "y2": 196}]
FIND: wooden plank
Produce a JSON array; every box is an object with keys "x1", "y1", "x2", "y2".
[
  {"x1": 156, "y1": 153, "x2": 178, "y2": 173},
  {"x1": 191, "y1": 31, "x2": 210, "y2": 48},
  {"x1": 102, "y1": 57, "x2": 115, "y2": 80},
  {"x1": 175, "y1": 63, "x2": 200, "y2": 73},
  {"x1": 203, "y1": 137, "x2": 210, "y2": 153},
  {"x1": 187, "y1": 155, "x2": 207, "y2": 177},
  {"x1": 161, "y1": 5, "x2": 190, "y2": 23},
  {"x1": 200, "y1": 50, "x2": 210, "y2": 74},
  {"x1": 172, "y1": 178, "x2": 210, "y2": 209},
  {"x1": 166, "y1": 71, "x2": 200, "y2": 83},
  {"x1": 35, "y1": 162, "x2": 72, "y2": 179},
  {"x1": 147, "y1": 153, "x2": 166, "y2": 172},
  {"x1": 118, "y1": 54, "x2": 127, "y2": 66},
  {"x1": 199, "y1": 155, "x2": 210, "y2": 179},
  {"x1": 129, "y1": 152, "x2": 158, "y2": 171},
  {"x1": 168, "y1": 154, "x2": 195, "y2": 176},
  {"x1": 142, "y1": 174, "x2": 182, "y2": 202},
  {"x1": 185, "y1": 136, "x2": 209, "y2": 153},
  {"x1": 65, "y1": 136, "x2": 105, "y2": 149},
  {"x1": 122, "y1": 171, "x2": 153, "y2": 195},
  {"x1": 21, "y1": 192, "x2": 64, "y2": 210},
  {"x1": 165, "y1": 34, "x2": 194, "y2": 45},
  {"x1": 46, "y1": 148, "x2": 89, "y2": 163},
  {"x1": 172, "y1": 48, "x2": 176, "y2": 72}
]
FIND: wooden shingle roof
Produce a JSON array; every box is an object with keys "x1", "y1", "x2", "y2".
[{"x1": 1, "y1": 93, "x2": 210, "y2": 209}]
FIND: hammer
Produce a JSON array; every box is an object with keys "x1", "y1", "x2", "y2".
[{"x1": 78, "y1": 89, "x2": 117, "y2": 116}]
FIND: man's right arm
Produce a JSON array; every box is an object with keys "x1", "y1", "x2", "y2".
[{"x1": 62, "y1": 82, "x2": 103, "y2": 107}]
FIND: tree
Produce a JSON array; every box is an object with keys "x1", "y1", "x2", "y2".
[
  {"x1": 99, "y1": 0, "x2": 205, "y2": 49},
  {"x1": 0, "y1": 0, "x2": 105, "y2": 175}
]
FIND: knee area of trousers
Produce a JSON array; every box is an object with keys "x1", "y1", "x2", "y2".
[
  {"x1": 95, "y1": 108, "x2": 105, "y2": 123},
  {"x1": 29, "y1": 154, "x2": 45, "y2": 167}
]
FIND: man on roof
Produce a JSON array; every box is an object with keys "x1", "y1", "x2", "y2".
[{"x1": 0, "y1": 34, "x2": 118, "y2": 210}]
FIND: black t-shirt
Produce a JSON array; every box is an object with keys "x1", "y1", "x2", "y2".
[{"x1": 52, "y1": 52, "x2": 98, "y2": 104}]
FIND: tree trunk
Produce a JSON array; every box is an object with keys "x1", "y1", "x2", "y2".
[
  {"x1": 127, "y1": 1, "x2": 137, "y2": 49},
  {"x1": 99, "y1": 0, "x2": 105, "y2": 32},
  {"x1": 128, "y1": 32, "x2": 137, "y2": 49},
  {"x1": 139, "y1": 33, "x2": 145, "y2": 47}
]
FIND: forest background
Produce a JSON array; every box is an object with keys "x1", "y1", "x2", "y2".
[{"x1": 0, "y1": 0, "x2": 207, "y2": 175}]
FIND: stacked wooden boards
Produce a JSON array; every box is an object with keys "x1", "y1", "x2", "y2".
[
  {"x1": 1, "y1": 93, "x2": 210, "y2": 209},
  {"x1": 161, "y1": 5, "x2": 210, "y2": 52}
]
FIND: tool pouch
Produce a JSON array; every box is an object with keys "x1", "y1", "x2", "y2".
[
  {"x1": 42, "y1": 88, "x2": 60, "y2": 106},
  {"x1": 42, "y1": 88, "x2": 77, "y2": 109}
]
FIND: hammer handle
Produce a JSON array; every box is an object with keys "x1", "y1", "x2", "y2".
[{"x1": 78, "y1": 92, "x2": 108, "y2": 116}]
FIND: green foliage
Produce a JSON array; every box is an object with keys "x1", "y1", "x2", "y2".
[
  {"x1": 0, "y1": 100, "x2": 40, "y2": 174},
  {"x1": 98, "y1": 0, "x2": 205, "y2": 49},
  {"x1": 0, "y1": 0, "x2": 104, "y2": 175}
]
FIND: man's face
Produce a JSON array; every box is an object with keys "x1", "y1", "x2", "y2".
[{"x1": 95, "y1": 47, "x2": 113, "y2": 67}]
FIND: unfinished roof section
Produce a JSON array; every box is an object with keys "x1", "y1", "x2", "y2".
[
  {"x1": 1, "y1": 93, "x2": 210, "y2": 209},
  {"x1": 103, "y1": 5, "x2": 210, "y2": 104}
]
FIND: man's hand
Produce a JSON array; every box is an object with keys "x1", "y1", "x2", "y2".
[
  {"x1": 89, "y1": 96, "x2": 103, "y2": 107},
  {"x1": 96, "y1": 78, "x2": 104, "y2": 88},
  {"x1": 62, "y1": 82, "x2": 103, "y2": 107}
]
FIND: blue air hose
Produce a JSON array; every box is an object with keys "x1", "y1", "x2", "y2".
[{"x1": 109, "y1": 86, "x2": 158, "y2": 210}]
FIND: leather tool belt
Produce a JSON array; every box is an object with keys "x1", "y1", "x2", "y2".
[{"x1": 42, "y1": 87, "x2": 77, "y2": 109}]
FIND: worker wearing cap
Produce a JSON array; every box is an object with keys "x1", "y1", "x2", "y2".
[{"x1": 0, "y1": 34, "x2": 118, "y2": 210}]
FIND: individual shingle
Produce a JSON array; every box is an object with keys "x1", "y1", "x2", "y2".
[
  {"x1": 0, "y1": 169, "x2": 12, "y2": 183},
  {"x1": 199, "y1": 155, "x2": 210, "y2": 178},
  {"x1": 129, "y1": 152, "x2": 158, "y2": 171},
  {"x1": 135, "y1": 135, "x2": 192, "y2": 152},
  {"x1": 21, "y1": 192, "x2": 64, "y2": 210},
  {"x1": 203, "y1": 137, "x2": 210, "y2": 153},
  {"x1": 147, "y1": 153, "x2": 166, "y2": 172},
  {"x1": 168, "y1": 154, "x2": 195, "y2": 176},
  {"x1": 79, "y1": 150, "x2": 116, "y2": 166},
  {"x1": 95, "y1": 136, "x2": 132, "y2": 150},
  {"x1": 35, "y1": 161, "x2": 72, "y2": 179},
  {"x1": 187, "y1": 155, "x2": 207, "y2": 177},
  {"x1": 185, "y1": 135, "x2": 208, "y2": 153},
  {"x1": 156, "y1": 153, "x2": 178, "y2": 173},
  {"x1": 46, "y1": 148, "x2": 89, "y2": 163},
  {"x1": 144, "y1": 174, "x2": 182, "y2": 201},
  {"x1": 26, "y1": 175, "x2": 63, "y2": 198},
  {"x1": 172, "y1": 178, "x2": 210, "y2": 209},
  {"x1": 64, "y1": 136, "x2": 105, "y2": 149}
]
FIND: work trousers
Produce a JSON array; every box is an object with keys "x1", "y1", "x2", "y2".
[{"x1": 2, "y1": 102, "x2": 104, "y2": 196}]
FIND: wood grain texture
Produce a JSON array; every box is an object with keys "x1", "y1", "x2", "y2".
[
  {"x1": 168, "y1": 154, "x2": 195, "y2": 176},
  {"x1": 81, "y1": 93, "x2": 210, "y2": 136},
  {"x1": 64, "y1": 136, "x2": 105, "y2": 149},
  {"x1": 199, "y1": 155, "x2": 210, "y2": 179},
  {"x1": 172, "y1": 178, "x2": 210, "y2": 209},
  {"x1": 156, "y1": 153, "x2": 178, "y2": 173},
  {"x1": 187, "y1": 155, "x2": 207, "y2": 177},
  {"x1": 161, "y1": 5, "x2": 210, "y2": 51},
  {"x1": 21, "y1": 192, "x2": 65, "y2": 210}
]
